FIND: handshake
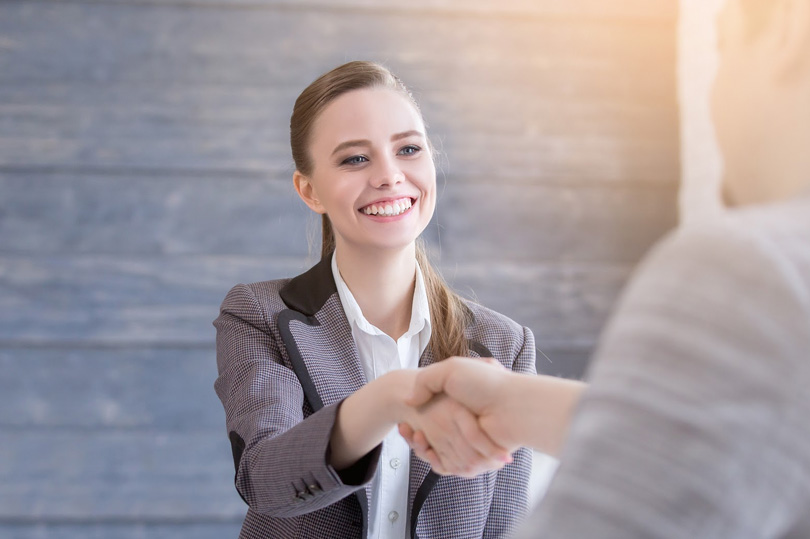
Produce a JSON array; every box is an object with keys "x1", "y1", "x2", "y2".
[{"x1": 395, "y1": 357, "x2": 585, "y2": 478}]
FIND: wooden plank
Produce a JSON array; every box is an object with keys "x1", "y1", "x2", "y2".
[
  {"x1": 436, "y1": 183, "x2": 676, "y2": 264},
  {"x1": 0, "y1": 80, "x2": 678, "y2": 182},
  {"x1": 48, "y1": 0, "x2": 677, "y2": 21},
  {"x1": 0, "y1": 172, "x2": 676, "y2": 261},
  {"x1": 533, "y1": 346, "x2": 593, "y2": 381},
  {"x1": 0, "y1": 340, "x2": 592, "y2": 431},
  {"x1": 0, "y1": 2, "x2": 677, "y2": 178},
  {"x1": 447, "y1": 261, "x2": 632, "y2": 349},
  {"x1": 0, "y1": 171, "x2": 312, "y2": 256},
  {"x1": 0, "y1": 348, "x2": 223, "y2": 429},
  {"x1": 0, "y1": 254, "x2": 632, "y2": 351},
  {"x1": 0, "y1": 430, "x2": 246, "y2": 520},
  {"x1": 0, "y1": 6, "x2": 676, "y2": 87},
  {"x1": 0, "y1": 523, "x2": 243, "y2": 539},
  {"x1": 0, "y1": 255, "x2": 312, "y2": 345}
]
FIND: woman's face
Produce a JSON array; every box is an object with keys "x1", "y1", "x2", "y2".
[{"x1": 295, "y1": 87, "x2": 436, "y2": 255}]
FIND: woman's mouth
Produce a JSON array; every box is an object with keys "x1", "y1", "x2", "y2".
[{"x1": 359, "y1": 197, "x2": 414, "y2": 217}]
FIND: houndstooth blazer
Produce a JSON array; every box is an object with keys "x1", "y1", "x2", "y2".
[{"x1": 213, "y1": 256, "x2": 535, "y2": 539}]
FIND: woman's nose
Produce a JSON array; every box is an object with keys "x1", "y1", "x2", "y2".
[{"x1": 370, "y1": 157, "x2": 404, "y2": 188}]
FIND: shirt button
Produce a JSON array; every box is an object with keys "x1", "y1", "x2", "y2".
[
  {"x1": 388, "y1": 511, "x2": 399, "y2": 523},
  {"x1": 390, "y1": 458, "x2": 401, "y2": 469}
]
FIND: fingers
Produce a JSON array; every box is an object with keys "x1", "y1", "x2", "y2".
[
  {"x1": 402, "y1": 357, "x2": 515, "y2": 477},
  {"x1": 454, "y1": 404, "x2": 512, "y2": 466},
  {"x1": 405, "y1": 395, "x2": 509, "y2": 478},
  {"x1": 443, "y1": 404, "x2": 510, "y2": 477},
  {"x1": 398, "y1": 423, "x2": 415, "y2": 444},
  {"x1": 401, "y1": 428, "x2": 449, "y2": 475},
  {"x1": 410, "y1": 356, "x2": 506, "y2": 416}
]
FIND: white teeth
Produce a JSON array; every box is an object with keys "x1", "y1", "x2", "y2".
[{"x1": 362, "y1": 198, "x2": 413, "y2": 216}]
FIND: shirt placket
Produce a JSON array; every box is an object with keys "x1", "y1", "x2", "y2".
[{"x1": 376, "y1": 337, "x2": 409, "y2": 539}]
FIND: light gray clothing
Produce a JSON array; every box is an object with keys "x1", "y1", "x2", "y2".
[{"x1": 518, "y1": 194, "x2": 810, "y2": 538}]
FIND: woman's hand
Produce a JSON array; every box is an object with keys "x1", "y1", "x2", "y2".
[
  {"x1": 329, "y1": 367, "x2": 513, "y2": 477},
  {"x1": 398, "y1": 390, "x2": 512, "y2": 477},
  {"x1": 401, "y1": 356, "x2": 587, "y2": 457}
]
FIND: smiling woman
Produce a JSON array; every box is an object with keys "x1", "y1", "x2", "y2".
[
  {"x1": 289, "y1": 63, "x2": 469, "y2": 365},
  {"x1": 212, "y1": 61, "x2": 538, "y2": 539}
]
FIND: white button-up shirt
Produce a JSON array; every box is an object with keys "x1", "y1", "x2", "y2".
[{"x1": 332, "y1": 252, "x2": 432, "y2": 539}]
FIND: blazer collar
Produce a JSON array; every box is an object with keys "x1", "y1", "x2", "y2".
[{"x1": 279, "y1": 255, "x2": 336, "y2": 316}]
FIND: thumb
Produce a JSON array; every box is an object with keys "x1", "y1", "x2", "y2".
[{"x1": 406, "y1": 361, "x2": 453, "y2": 407}]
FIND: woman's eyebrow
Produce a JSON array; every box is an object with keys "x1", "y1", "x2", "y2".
[
  {"x1": 331, "y1": 130, "x2": 425, "y2": 156},
  {"x1": 331, "y1": 139, "x2": 370, "y2": 156},
  {"x1": 391, "y1": 130, "x2": 424, "y2": 141}
]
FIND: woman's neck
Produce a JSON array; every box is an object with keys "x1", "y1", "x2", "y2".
[{"x1": 335, "y1": 243, "x2": 417, "y2": 340}]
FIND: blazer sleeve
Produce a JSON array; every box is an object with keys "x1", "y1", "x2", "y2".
[
  {"x1": 483, "y1": 325, "x2": 536, "y2": 538},
  {"x1": 213, "y1": 283, "x2": 380, "y2": 517}
]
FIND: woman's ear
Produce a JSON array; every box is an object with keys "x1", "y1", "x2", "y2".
[
  {"x1": 765, "y1": 0, "x2": 810, "y2": 82},
  {"x1": 293, "y1": 170, "x2": 326, "y2": 214}
]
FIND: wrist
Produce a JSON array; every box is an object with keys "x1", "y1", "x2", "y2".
[{"x1": 379, "y1": 369, "x2": 418, "y2": 424}]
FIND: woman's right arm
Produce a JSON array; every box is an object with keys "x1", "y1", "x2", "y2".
[
  {"x1": 214, "y1": 283, "x2": 380, "y2": 517},
  {"x1": 215, "y1": 283, "x2": 509, "y2": 516},
  {"x1": 329, "y1": 369, "x2": 512, "y2": 476}
]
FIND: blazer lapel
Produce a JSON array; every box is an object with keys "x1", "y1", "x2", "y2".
[{"x1": 277, "y1": 256, "x2": 367, "y2": 410}]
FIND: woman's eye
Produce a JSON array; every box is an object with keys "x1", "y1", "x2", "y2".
[
  {"x1": 341, "y1": 155, "x2": 368, "y2": 166},
  {"x1": 398, "y1": 145, "x2": 421, "y2": 156}
]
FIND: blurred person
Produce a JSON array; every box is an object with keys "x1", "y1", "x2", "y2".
[
  {"x1": 405, "y1": 0, "x2": 810, "y2": 536},
  {"x1": 213, "y1": 60, "x2": 537, "y2": 539}
]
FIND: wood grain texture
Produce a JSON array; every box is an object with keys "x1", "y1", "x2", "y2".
[
  {"x1": 0, "y1": 348, "x2": 223, "y2": 429},
  {"x1": 0, "y1": 4, "x2": 677, "y2": 88},
  {"x1": 0, "y1": 254, "x2": 630, "y2": 350},
  {"x1": 0, "y1": 342, "x2": 593, "y2": 433},
  {"x1": 0, "y1": 172, "x2": 675, "y2": 261},
  {"x1": 31, "y1": 0, "x2": 676, "y2": 21},
  {"x1": 0, "y1": 172, "x2": 312, "y2": 256},
  {"x1": 0, "y1": 523, "x2": 243, "y2": 539},
  {"x1": 0, "y1": 0, "x2": 679, "y2": 533},
  {"x1": 448, "y1": 262, "x2": 631, "y2": 349},
  {"x1": 0, "y1": 2, "x2": 677, "y2": 183},
  {"x1": 0, "y1": 80, "x2": 678, "y2": 183},
  {"x1": 0, "y1": 430, "x2": 246, "y2": 519}
]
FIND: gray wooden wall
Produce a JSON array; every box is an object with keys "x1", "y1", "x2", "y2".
[{"x1": 0, "y1": 0, "x2": 679, "y2": 536}]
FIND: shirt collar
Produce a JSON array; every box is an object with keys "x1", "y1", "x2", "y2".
[{"x1": 331, "y1": 251, "x2": 432, "y2": 342}]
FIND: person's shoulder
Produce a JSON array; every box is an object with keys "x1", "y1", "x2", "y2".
[
  {"x1": 461, "y1": 299, "x2": 533, "y2": 363},
  {"x1": 616, "y1": 199, "x2": 810, "y2": 352},
  {"x1": 648, "y1": 199, "x2": 810, "y2": 301},
  {"x1": 669, "y1": 195, "x2": 809, "y2": 253},
  {"x1": 219, "y1": 277, "x2": 293, "y2": 320},
  {"x1": 463, "y1": 299, "x2": 524, "y2": 336}
]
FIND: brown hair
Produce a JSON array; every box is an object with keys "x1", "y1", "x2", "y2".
[{"x1": 290, "y1": 61, "x2": 471, "y2": 360}]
